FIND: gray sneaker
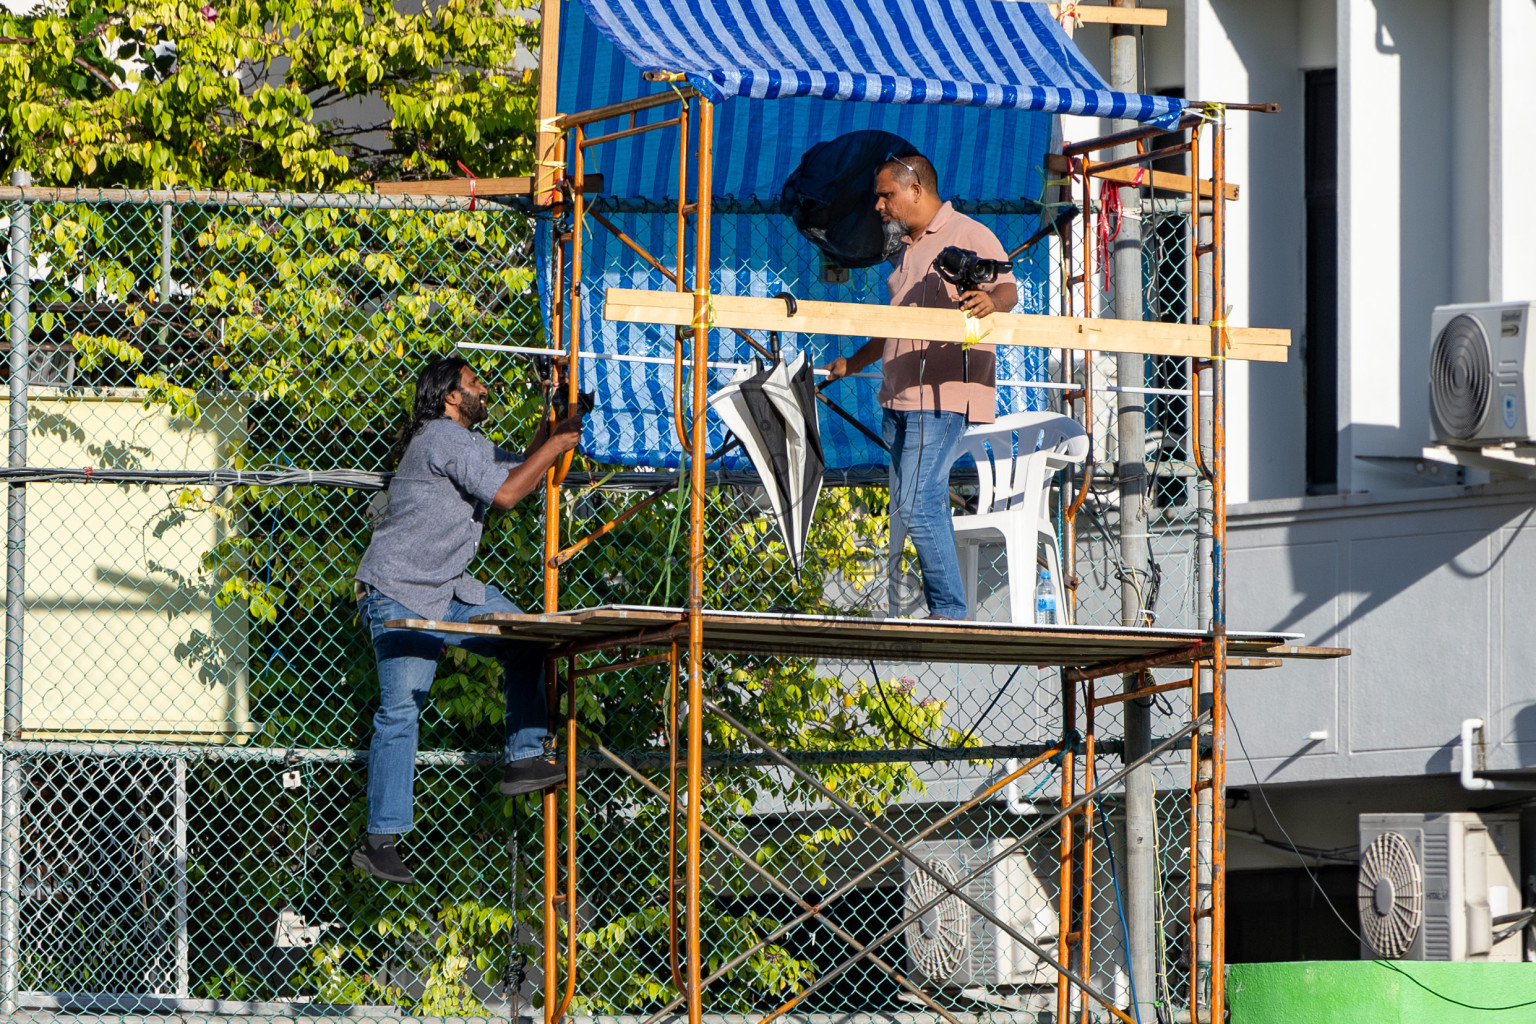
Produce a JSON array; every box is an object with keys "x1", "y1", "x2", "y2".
[
  {"x1": 350, "y1": 835, "x2": 418, "y2": 885},
  {"x1": 500, "y1": 756, "x2": 568, "y2": 796}
]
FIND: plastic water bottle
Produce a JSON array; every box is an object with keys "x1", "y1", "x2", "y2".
[{"x1": 1035, "y1": 570, "x2": 1056, "y2": 625}]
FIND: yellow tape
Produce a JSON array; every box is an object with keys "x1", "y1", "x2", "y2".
[
  {"x1": 962, "y1": 314, "x2": 993, "y2": 350},
  {"x1": 689, "y1": 289, "x2": 716, "y2": 331},
  {"x1": 537, "y1": 118, "x2": 562, "y2": 135}
]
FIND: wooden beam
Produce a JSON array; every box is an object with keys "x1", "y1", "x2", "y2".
[
  {"x1": 1047, "y1": 153, "x2": 1239, "y2": 201},
  {"x1": 372, "y1": 175, "x2": 604, "y2": 198},
  {"x1": 534, "y1": 0, "x2": 564, "y2": 203},
  {"x1": 603, "y1": 288, "x2": 1291, "y2": 363},
  {"x1": 1046, "y1": 4, "x2": 1168, "y2": 26}
]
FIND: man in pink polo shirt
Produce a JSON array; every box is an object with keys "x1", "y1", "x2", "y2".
[{"x1": 826, "y1": 153, "x2": 1016, "y2": 619}]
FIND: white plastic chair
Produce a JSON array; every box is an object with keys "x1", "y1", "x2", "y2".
[{"x1": 947, "y1": 411, "x2": 1089, "y2": 623}]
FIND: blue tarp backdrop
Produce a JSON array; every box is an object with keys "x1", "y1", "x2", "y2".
[{"x1": 538, "y1": 0, "x2": 1175, "y2": 470}]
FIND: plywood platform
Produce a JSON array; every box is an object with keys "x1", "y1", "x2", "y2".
[{"x1": 386, "y1": 605, "x2": 1344, "y2": 669}]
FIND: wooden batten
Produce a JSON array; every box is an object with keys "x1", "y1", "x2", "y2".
[
  {"x1": 603, "y1": 288, "x2": 1291, "y2": 363},
  {"x1": 1046, "y1": 4, "x2": 1169, "y2": 26},
  {"x1": 1046, "y1": 153, "x2": 1240, "y2": 201}
]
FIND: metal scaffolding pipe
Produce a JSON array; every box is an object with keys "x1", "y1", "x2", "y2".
[
  {"x1": 2, "y1": 166, "x2": 31, "y2": 1017},
  {"x1": 1108, "y1": 10, "x2": 1157, "y2": 1020}
]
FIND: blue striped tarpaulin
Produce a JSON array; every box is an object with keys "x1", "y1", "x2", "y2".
[
  {"x1": 539, "y1": 0, "x2": 1143, "y2": 469},
  {"x1": 556, "y1": 0, "x2": 1059, "y2": 204},
  {"x1": 576, "y1": 0, "x2": 1184, "y2": 127}
]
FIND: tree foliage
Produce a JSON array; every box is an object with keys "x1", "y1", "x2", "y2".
[{"x1": 0, "y1": 0, "x2": 540, "y2": 188}]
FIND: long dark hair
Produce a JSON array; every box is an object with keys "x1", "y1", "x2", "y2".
[{"x1": 388, "y1": 356, "x2": 468, "y2": 467}]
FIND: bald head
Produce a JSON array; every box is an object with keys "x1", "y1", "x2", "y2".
[
  {"x1": 877, "y1": 153, "x2": 939, "y2": 197},
  {"x1": 874, "y1": 152, "x2": 943, "y2": 240}
]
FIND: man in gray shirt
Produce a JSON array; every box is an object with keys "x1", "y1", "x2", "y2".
[{"x1": 352, "y1": 356, "x2": 583, "y2": 884}]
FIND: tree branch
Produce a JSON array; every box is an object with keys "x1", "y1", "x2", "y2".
[{"x1": 74, "y1": 56, "x2": 120, "y2": 92}]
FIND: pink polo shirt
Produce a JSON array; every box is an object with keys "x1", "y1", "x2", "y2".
[{"x1": 877, "y1": 202, "x2": 1014, "y2": 424}]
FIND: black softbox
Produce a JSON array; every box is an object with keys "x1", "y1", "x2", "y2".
[{"x1": 782, "y1": 129, "x2": 916, "y2": 269}]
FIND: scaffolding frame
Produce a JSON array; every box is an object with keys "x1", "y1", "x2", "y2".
[{"x1": 493, "y1": 84, "x2": 1315, "y2": 1024}]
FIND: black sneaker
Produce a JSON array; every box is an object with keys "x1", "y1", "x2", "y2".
[
  {"x1": 500, "y1": 756, "x2": 569, "y2": 796},
  {"x1": 350, "y1": 835, "x2": 418, "y2": 885}
]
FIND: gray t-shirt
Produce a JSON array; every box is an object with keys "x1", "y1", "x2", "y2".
[{"x1": 356, "y1": 418, "x2": 523, "y2": 619}]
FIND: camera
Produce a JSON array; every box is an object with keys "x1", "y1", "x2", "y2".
[
  {"x1": 932, "y1": 246, "x2": 1013, "y2": 292},
  {"x1": 552, "y1": 389, "x2": 595, "y2": 419}
]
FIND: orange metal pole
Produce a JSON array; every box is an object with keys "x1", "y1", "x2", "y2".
[
  {"x1": 672, "y1": 104, "x2": 692, "y2": 450},
  {"x1": 1188, "y1": 661, "x2": 1208, "y2": 1020},
  {"x1": 542, "y1": 655, "x2": 561, "y2": 1024},
  {"x1": 540, "y1": 125, "x2": 572, "y2": 1024},
  {"x1": 554, "y1": 660, "x2": 579, "y2": 1024},
  {"x1": 1057, "y1": 678, "x2": 1076, "y2": 1024},
  {"x1": 667, "y1": 640, "x2": 684, "y2": 993},
  {"x1": 684, "y1": 97, "x2": 715, "y2": 1024},
  {"x1": 543, "y1": 131, "x2": 569, "y2": 614},
  {"x1": 1080, "y1": 686, "x2": 1096, "y2": 1024},
  {"x1": 1208, "y1": 111, "x2": 1230, "y2": 1024},
  {"x1": 551, "y1": 127, "x2": 584, "y2": 487}
]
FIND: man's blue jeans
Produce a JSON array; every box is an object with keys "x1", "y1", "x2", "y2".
[
  {"x1": 884, "y1": 408, "x2": 969, "y2": 619},
  {"x1": 357, "y1": 584, "x2": 547, "y2": 835}
]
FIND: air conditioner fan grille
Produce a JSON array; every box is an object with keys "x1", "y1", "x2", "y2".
[
  {"x1": 1430, "y1": 314, "x2": 1493, "y2": 439},
  {"x1": 905, "y1": 859, "x2": 970, "y2": 981},
  {"x1": 1357, "y1": 831, "x2": 1424, "y2": 959}
]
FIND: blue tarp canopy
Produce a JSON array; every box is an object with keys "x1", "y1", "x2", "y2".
[
  {"x1": 541, "y1": 0, "x2": 1173, "y2": 470},
  {"x1": 578, "y1": 0, "x2": 1184, "y2": 127}
]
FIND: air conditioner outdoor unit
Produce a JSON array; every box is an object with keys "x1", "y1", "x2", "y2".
[
  {"x1": 1357, "y1": 812, "x2": 1521, "y2": 961},
  {"x1": 1428, "y1": 302, "x2": 1536, "y2": 446},
  {"x1": 901, "y1": 838, "x2": 1060, "y2": 989}
]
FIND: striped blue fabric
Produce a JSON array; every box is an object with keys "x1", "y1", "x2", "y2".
[
  {"x1": 557, "y1": 0, "x2": 1058, "y2": 204},
  {"x1": 543, "y1": 0, "x2": 1132, "y2": 469},
  {"x1": 538, "y1": 210, "x2": 1052, "y2": 472},
  {"x1": 574, "y1": 0, "x2": 1184, "y2": 127}
]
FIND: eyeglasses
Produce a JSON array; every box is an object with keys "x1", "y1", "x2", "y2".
[{"x1": 885, "y1": 152, "x2": 918, "y2": 177}]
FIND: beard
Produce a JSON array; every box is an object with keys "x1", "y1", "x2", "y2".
[
  {"x1": 457, "y1": 391, "x2": 489, "y2": 425},
  {"x1": 882, "y1": 217, "x2": 908, "y2": 245}
]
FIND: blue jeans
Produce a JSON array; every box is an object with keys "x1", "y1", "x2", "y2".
[
  {"x1": 357, "y1": 584, "x2": 547, "y2": 835},
  {"x1": 884, "y1": 408, "x2": 970, "y2": 619}
]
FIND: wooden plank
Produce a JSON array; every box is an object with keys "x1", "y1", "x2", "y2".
[
  {"x1": 1264, "y1": 644, "x2": 1352, "y2": 659},
  {"x1": 534, "y1": 0, "x2": 563, "y2": 203},
  {"x1": 1045, "y1": 4, "x2": 1168, "y2": 26},
  {"x1": 385, "y1": 618, "x2": 503, "y2": 637},
  {"x1": 373, "y1": 175, "x2": 604, "y2": 198},
  {"x1": 448, "y1": 607, "x2": 1314, "y2": 667},
  {"x1": 1047, "y1": 153, "x2": 1239, "y2": 201},
  {"x1": 603, "y1": 288, "x2": 1291, "y2": 363}
]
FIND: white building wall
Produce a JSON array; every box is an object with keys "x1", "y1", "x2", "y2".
[{"x1": 1491, "y1": 0, "x2": 1536, "y2": 303}]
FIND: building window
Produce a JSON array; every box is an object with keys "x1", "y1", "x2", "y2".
[{"x1": 1304, "y1": 68, "x2": 1339, "y2": 493}]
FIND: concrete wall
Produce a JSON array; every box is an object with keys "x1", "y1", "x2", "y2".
[{"x1": 1227, "y1": 483, "x2": 1536, "y2": 787}]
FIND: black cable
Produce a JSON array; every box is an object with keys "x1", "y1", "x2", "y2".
[
  {"x1": 1227, "y1": 703, "x2": 1536, "y2": 1011},
  {"x1": 871, "y1": 661, "x2": 943, "y2": 750},
  {"x1": 868, "y1": 660, "x2": 1023, "y2": 752},
  {"x1": 954, "y1": 664, "x2": 1023, "y2": 749}
]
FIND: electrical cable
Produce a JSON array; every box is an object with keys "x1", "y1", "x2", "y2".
[
  {"x1": 871, "y1": 661, "x2": 943, "y2": 750},
  {"x1": 868, "y1": 660, "x2": 1023, "y2": 752},
  {"x1": 1227, "y1": 702, "x2": 1536, "y2": 1011},
  {"x1": 1095, "y1": 797, "x2": 1144, "y2": 1024}
]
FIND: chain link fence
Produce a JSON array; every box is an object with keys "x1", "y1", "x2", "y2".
[{"x1": 3, "y1": 183, "x2": 1212, "y2": 1023}]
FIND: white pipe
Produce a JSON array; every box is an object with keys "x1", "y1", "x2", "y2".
[
  {"x1": 1462, "y1": 718, "x2": 1495, "y2": 791},
  {"x1": 1003, "y1": 758, "x2": 1043, "y2": 815},
  {"x1": 1460, "y1": 718, "x2": 1536, "y2": 791}
]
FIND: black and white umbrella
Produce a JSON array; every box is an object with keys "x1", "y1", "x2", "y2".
[{"x1": 708, "y1": 352, "x2": 825, "y2": 571}]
